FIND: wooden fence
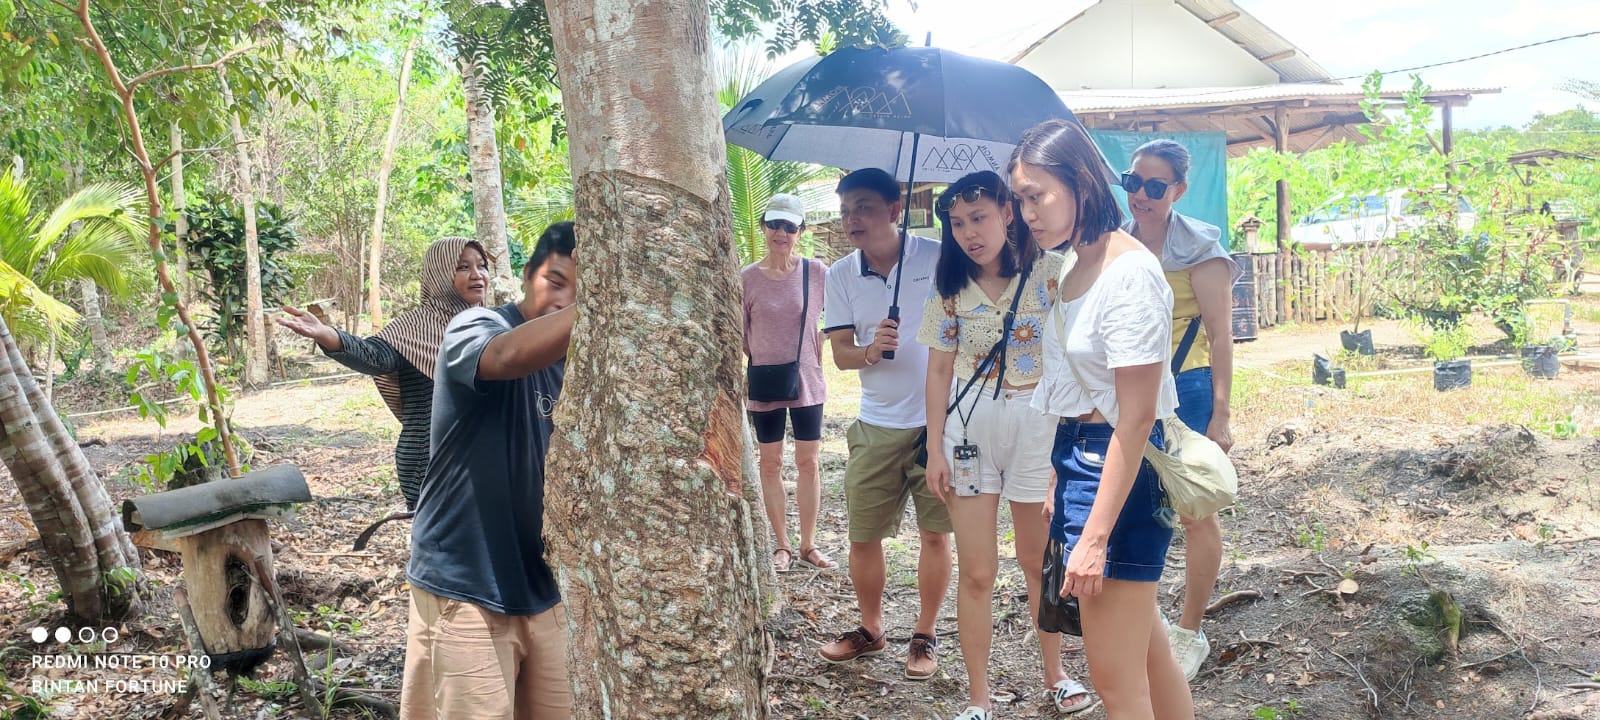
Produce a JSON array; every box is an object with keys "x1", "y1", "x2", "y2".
[{"x1": 1238, "y1": 246, "x2": 1414, "y2": 332}]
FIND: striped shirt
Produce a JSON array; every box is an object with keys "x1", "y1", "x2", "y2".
[{"x1": 326, "y1": 330, "x2": 432, "y2": 509}]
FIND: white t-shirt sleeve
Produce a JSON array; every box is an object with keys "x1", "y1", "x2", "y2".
[
  {"x1": 1099, "y1": 262, "x2": 1173, "y2": 369},
  {"x1": 822, "y1": 261, "x2": 854, "y2": 333}
]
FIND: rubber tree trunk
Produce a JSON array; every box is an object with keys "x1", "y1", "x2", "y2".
[
  {"x1": 0, "y1": 314, "x2": 143, "y2": 621},
  {"x1": 458, "y1": 49, "x2": 517, "y2": 301},
  {"x1": 217, "y1": 67, "x2": 269, "y2": 386},
  {"x1": 73, "y1": 0, "x2": 239, "y2": 477},
  {"x1": 68, "y1": 151, "x2": 114, "y2": 374},
  {"x1": 544, "y1": 2, "x2": 773, "y2": 717},
  {"x1": 367, "y1": 37, "x2": 418, "y2": 330},
  {"x1": 171, "y1": 122, "x2": 193, "y2": 310}
]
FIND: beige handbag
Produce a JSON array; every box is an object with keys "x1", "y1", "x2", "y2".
[
  {"x1": 1055, "y1": 285, "x2": 1238, "y2": 521},
  {"x1": 1141, "y1": 417, "x2": 1238, "y2": 520}
]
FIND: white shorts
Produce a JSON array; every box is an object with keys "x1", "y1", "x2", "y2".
[{"x1": 941, "y1": 387, "x2": 1054, "y2": 503}]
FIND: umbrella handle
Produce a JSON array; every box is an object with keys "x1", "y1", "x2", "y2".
[{"x1": 882, "y1": 305, "x2": 899, "y2": 361}]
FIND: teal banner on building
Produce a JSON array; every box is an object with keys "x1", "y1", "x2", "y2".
[{"x1": 1088, "y1": 130, "x2": 1230, "y2": 247}]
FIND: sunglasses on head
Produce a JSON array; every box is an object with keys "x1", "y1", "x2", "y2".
[
  {"x1": 936, "y1": 185, "x2": 996, "y2": 213},
  {"x1": 1120, "y1": 172, "x2": 1171, "y2": 200},
  {"x1": 763, "y1": 219, "x2": 800, "y2": 233}
]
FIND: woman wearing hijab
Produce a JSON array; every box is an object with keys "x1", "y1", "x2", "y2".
[
  {"x1": 278, "y1": 237, "x2": 489, "y2": 509},
  {"x1": 1120, "y1": 139, "x2": 1241, "y2": 682}
]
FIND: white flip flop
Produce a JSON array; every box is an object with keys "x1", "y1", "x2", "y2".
[{"x1": 1049, "y1": 677, "x2": 1097, "y2": 715}]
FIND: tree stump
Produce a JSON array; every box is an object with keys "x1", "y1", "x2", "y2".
[
  {"x1": 178, "y1": 519, "x2": 276, "y2": 674},
  {"x1": 121, "y1": 465, "x2": 310, "y2": 675}
]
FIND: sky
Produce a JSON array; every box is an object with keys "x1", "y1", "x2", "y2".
[{"x1": 868, "y1": 0, "x2": 1600, "y2": 129}]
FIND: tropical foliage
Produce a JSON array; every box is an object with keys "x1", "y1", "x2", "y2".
[{"x1": 0, "y1": 172, "x2": 143, "y2": 346}]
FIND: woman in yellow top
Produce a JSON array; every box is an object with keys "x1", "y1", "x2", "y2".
[
  {"x1": 916, "y1": 171, "x2": 1089, "y2": 719},
  {"x1": 1120, "y1": 139, "x2": 1240, "y2": 682}
]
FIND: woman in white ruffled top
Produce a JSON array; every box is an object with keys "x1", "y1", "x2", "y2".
[
  {"x1": 1120, "y1": 139, "x2": 1242, "y2": 682},
  {"x1": 1011, "y1": 119, "x2": 1195, "y2": 720}
]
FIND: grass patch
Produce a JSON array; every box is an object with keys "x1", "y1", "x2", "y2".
[{"x1": 1233, "y1": 358, "x2": 1600, "y2": 441}]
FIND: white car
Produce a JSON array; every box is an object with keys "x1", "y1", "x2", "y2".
[{"x1": 1290, "y1": 190, "x2": 1477, "y2": 250}]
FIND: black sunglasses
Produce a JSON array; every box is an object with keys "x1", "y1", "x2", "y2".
[
  {"x1": 936, "y1": 185, "x2": 996, "y2": 213},
  {"x1": 1120, "y1": 172, "x2": 1171, "y2": 200},
  {"x1": 763, "y1": 219, "x2": 800, "y2": 233}
]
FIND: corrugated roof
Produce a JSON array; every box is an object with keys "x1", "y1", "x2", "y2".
[
  {"x1": 1004, "y1": 0, "x2": 1333, "y2": 84},
  {"x1": 1062, "y1": 83, "x2": 1501, "y2": 114},
  {"x1": 1174, "y1": 0, "x2": 1331, "y2": 83}
]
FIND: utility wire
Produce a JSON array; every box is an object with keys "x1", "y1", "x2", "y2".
[
  {"x1": 1329, "y1": 30, "x2": 1600, "y2": 81},
  {"x1": 1056, "y1": 30, "x2": 1600, "y2": 102}
]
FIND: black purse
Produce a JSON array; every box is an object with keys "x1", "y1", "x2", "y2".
[
  {"x1": 912, "y1": 262, "x2": 1030, "y2": 467},
  {"x1": 747, "y1": 260, "x2": 809, "y2": 403},
  {"x1": 1038, "y1": 535, "x2": 1083, "y2": 636}
]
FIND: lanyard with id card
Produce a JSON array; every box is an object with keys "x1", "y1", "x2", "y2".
[{"x1": 950, "y1": 261, "x2": 1031, "y2": 497}]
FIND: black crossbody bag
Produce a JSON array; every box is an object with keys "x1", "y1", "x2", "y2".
[{"x1": 747, "y1": 261, "x2": 810, "y2": 403}]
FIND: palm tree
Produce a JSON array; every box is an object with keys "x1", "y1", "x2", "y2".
[
  {"x1": 716, "y1": 47, "x2": 835, "y2": 264},
  {"x1": 0, "y1": 173, "x2": 144, "y2": 348},
  {"x1": 0, "y1": 173, "x2": 146, "y2": 621}
]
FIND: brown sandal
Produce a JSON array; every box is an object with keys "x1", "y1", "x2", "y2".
[
  {"x1": 797, "y1": 546, "x2": 837, "y2": 570},
  {"x1": 772, "y1": 547, "x2": 794, "y2": 572}
]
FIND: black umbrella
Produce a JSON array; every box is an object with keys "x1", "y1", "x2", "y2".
[{"x1": 724, "y1": 45, "x2": 1082, "y2": 358}]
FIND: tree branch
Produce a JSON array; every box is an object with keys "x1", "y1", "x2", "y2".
[
  {"x1": 127, "y1": 44, "x2": 256, "y2": 91},
  {"x1": 153, "y1": 143, "x2": 236, "y2": 174}
]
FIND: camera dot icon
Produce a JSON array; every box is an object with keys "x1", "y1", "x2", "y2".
[
  {"x1": 54, "y1": 627, "x2": 71, "y2": 644},
  {"x1": 31, "y1": 627, "x2": 48, "y2": 643}
]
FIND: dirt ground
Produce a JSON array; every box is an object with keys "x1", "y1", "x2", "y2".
[{"x1": 3, "y1": 294, "x2": 1600, "y2": 719}]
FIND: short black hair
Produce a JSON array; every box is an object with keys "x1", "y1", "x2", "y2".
[
  {"x1": 1132, "y1": 139, "x2": 1191, "y2": 184},
  {"x1": 835, "y1": 167, "x2": 901, "y2": 204},
  {"x1": 933, "y1": 171, "x2": 1038, "y2": 299},
  {"x1": 527, "y1": 221, "x2": 575, "y2": 279},
  {"x1": 1007, "y1": 119, "x2": 1122, "y2": 248}
]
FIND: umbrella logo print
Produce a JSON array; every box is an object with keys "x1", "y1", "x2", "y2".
[
  {"x1": 813, "y1": 85, "x2": 913, "y2": 120},
  {"x1": 923, "y1": 144, "x2": 1000, "y2": 174}
]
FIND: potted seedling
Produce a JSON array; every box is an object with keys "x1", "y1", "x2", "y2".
[
  {"x1": 1521, "y1": 340, "x2": 1560, "y2": 380},
  {"x1": 1423, "y1": 322, "x2": 1474, "y2": 391},
  {"x1": 1498, "y1": 305, "x2": 1560, "y2": 380}
]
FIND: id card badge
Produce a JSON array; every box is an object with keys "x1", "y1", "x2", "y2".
[{"x1": 953, "y1": 444, "x2": 981, "y2": 497}]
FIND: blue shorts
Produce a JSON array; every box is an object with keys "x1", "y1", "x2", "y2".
[
  {"x1": 1174, "y1": 367, "x2": 1214, "y2": 434},
  {"x1": 1049, "y1": 420, "x2": 1173, "y2": 583}
]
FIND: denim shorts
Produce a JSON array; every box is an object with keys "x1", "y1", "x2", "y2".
[
  {"x1": 1049, "y1": 420, "x2": 1173, "y2": 582},
  {"x1": 1174, "y1": 367, "x2": 1214, "y2": 434}
]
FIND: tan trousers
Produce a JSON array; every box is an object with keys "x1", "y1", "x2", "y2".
[{"x1": 399, "y1": 586, "x2": 573, "y2": 720}]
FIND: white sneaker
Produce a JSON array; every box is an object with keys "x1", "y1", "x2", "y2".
[
  {"x1": 1167, "y1": 624, "x2": 1210, "y2": 681},
  {"x1": 953, "y1": 707, "x2": 992, "y2": 720}
]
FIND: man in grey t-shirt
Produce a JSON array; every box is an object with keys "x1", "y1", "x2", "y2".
[{"x1": 399, "y1": 222, "x2": 577, "y2": 720}]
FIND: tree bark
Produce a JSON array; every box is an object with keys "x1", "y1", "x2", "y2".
[
  {"x1": 217, "y1": 67, "x2": 269, "y2": 386},
  {"x1": 367, "y1": 37, "x2": 418, "y2": 330},
  {"x1": 0, "y1": 315, "x2": 142, "y2": 621},
  {"x1": 458, "y1": 49, "x2": 516, "y2": 300},
  {"x1": 544, "y1": 2, "x2": 772, "y2": 717},
  {"x1": 68, "y1": 149, "x2": 114, "y2": 374}
]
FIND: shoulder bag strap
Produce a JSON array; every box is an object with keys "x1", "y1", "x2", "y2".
[
  {"x1": 945, "y1": 260, "x2": 1032, "y2": 414},
  {"x1": 793, "y1": 259, "x2": 810, "y2": 364},
  {"x1": 1171, "y1": 315, "x2": 1202, "y2": 376},
  {"x1": 990, "y1": 260, "x2": 1031, "y2": 400}
]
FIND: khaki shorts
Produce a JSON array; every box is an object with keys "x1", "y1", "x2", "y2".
[
  {"x1": 400, "y1": 586, "x2": 572, "y2": 720},
  {"x1": 844, "y1": 420, "x2": 953, "y2": 542}
]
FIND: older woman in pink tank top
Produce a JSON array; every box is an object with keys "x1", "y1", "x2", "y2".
[{"x1": 743, "y1": 193, "x2": 834, "y2": 572}]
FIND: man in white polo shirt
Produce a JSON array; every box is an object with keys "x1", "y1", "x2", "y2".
[{"x1": 818, "y1": 167, "x2": 953, "y2": 681}]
